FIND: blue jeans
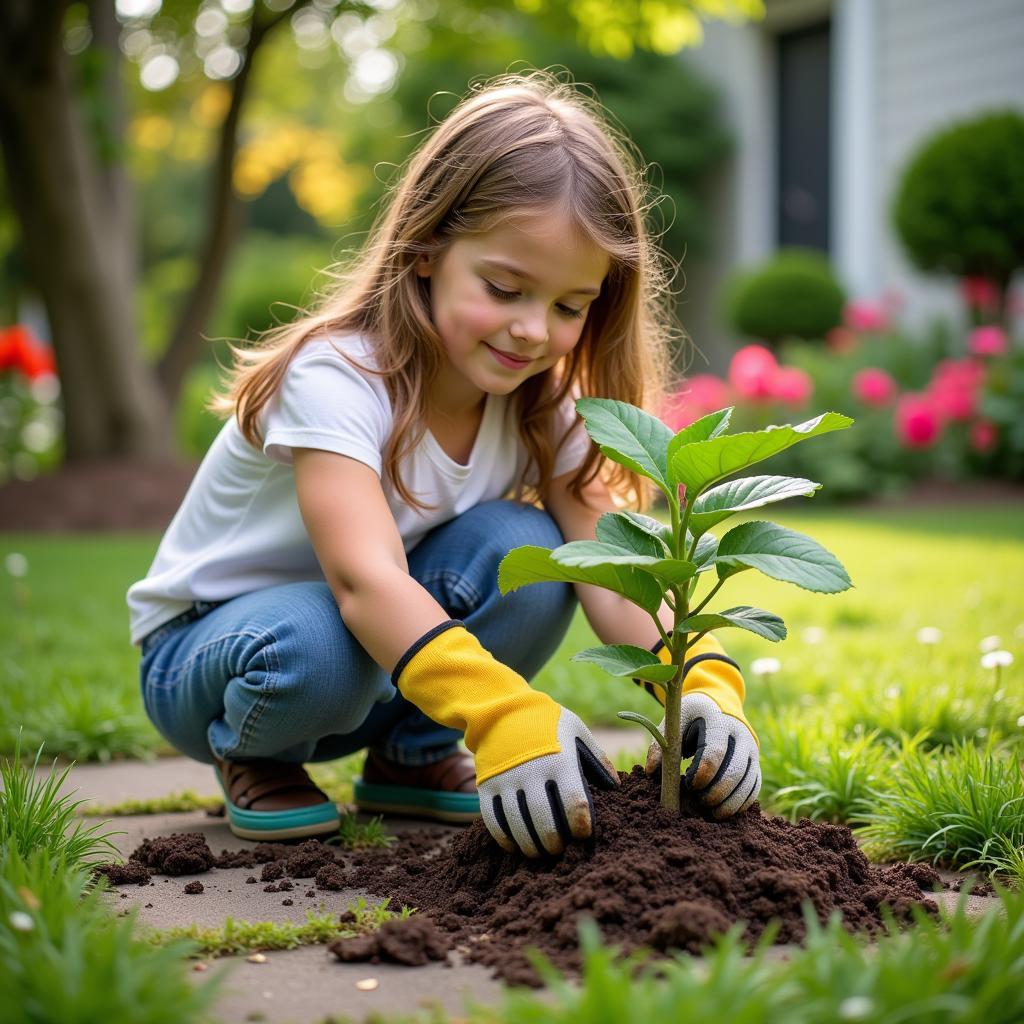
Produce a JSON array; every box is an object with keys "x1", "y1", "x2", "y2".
[{"x1": 138, "y1": 499, "x2": 577, "y2": 767}]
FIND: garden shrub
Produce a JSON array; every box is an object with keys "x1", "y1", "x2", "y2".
[
  {"x1": 892, "y1": 110, "x2": 1024, "y2": 316},
  {"x1": 722, "y1": 248, "x2": 846, "y2": 347}
]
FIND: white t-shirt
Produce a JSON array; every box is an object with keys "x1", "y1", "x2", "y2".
[{"x1": 126, "y1": 333, "x2": 590, "y2": 646}]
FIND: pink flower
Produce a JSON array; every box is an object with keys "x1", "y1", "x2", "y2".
[
  {"x1": 968, "y1": 325, "x2": 1008, "y2": 357},
  {"x1": 896, "y1": 393, "x2": 942, "y2": 448},
  {"x1": 844, "y1": 300, "x2": 889, "y2": 334},
  {"x1": 771, "y1": 366, "x2": 813, "y2": 407},
  {"x1": 728, "y1": 345, "x2": 777, "y2": 402},
  {"x1": 662, "y1": 374, "x2": 731, "y2": 430},
  {"x1": 852, "y1": 367, "x2": 897, "y2": 407},
  {"x1": 960, "y1": 276, "x2": 1000, "y2": 311},
  {"x1": 970, "y1": 419, "x2": 999, "y2": 454},
  {"x1": 927, "y1": 359, "x2": 984, "y2": 422}
]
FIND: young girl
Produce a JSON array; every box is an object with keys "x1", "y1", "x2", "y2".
[{"x1": 128, "y1": 71, "x2": 761, "y2": 859}]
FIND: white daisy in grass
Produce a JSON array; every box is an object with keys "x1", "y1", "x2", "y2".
[
  {"x1": 4, "y1": 552, "x2": 28, "y2": 577},
  {"x1": 979, "y1": 635, "x2": 1002, "y2": 653},
  {"x1": 980, "y1": 650, "x2": 1013, "y2": 670},
  {"x1": 751, "y1": 657, "x2": 781, "y2": 677},
  {"x1": 916, "y1": 626, "x2": 942, "y2": 645},
  {"x1": 802, "y1": 626, "x2": 826, "y2": 645}
]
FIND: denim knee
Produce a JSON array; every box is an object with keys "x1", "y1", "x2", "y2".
[{"x1": 219, "y1": 596, "x2": 393, "y2": 760}]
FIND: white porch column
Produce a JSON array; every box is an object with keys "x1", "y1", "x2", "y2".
[{"x1": 833, "y1": 0, "x2": 879, "y2": 298}]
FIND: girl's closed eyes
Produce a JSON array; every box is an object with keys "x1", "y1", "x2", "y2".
[{"x1": 482, "y1": 280, "x2": 587, "y2": 319}]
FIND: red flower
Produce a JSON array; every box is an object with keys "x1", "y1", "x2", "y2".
[
  {"x1": 852, "y1": 367, "x2": 897, "y2": 407},
  {"x1": 0, "y1": 325, "x2": 57, "y2": 380},
  {"x1": 895, "y1": 393, "x2": 942, "y2": 448},
  {"x1": 967, "y1": 325, "x2": 1008, "y2": 357},
  {"x1": 826, "y1": 326, "x2": 860, "y2": 354},
  {"x1": 728, "y1": 345, "x2": 777, "y2": 402},
  {"x1": 970, "y1": 419, "x2": 999, "y2": 454},
  {"x1": 960, "y1": 276, "x2": 1000, "y2": 311},
  {"x1": 771, "y1": 366, "x2": 813, "y2": 407}
]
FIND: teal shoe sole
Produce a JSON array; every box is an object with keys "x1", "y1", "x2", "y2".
[
  {"x1": 214, "y1": 768, "x2": 340, "y2": 841},
  {"x1": 353, "y1": 777, "x2": 481, "y2": 823}
]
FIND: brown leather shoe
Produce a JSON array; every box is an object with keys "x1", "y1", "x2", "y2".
[
  {"x1": 213, "y1": 756, "x2": 341, "y2": 841},
  {"x1": 354, "y1": 749, "x2": 480, "y2": 823}
]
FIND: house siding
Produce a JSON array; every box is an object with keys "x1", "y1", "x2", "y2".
[{"x1": 875, "y1": 0, "x2": 1024, "y2": 326}]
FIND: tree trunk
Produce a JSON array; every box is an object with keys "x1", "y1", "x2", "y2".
[
  {"x1": 0, "y1": 0, "x2": 171, "y2": 460},
  {"x1": 157, "y1": 0, "x2": 315, "y2": 409}
]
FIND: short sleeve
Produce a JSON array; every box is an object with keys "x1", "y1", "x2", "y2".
[
  {"x1": 552, "y1": 390, "x2": 592, "y2": 477},
  {"x1": 261, "y1": 343, "x2": 390, "y2": 474}
]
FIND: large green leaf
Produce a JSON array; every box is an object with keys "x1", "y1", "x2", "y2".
[
  {"x1": 552, "y1": 541, "x2": 697, "y2": 587},
  {"x1": 677, "y1": 606, "x2": 787, "y2": 642},
  {"x1": 668, "y1": 412, "x2": 853, "y2": 497},
  {"x1": 715, "y1": 521, "x2": 853, "y2": 594},
  {"x1": 576, "y1": 398, "x2": 675, "y2": 495},
  {"x1": 595, "y1": 512, "x2": 666, "y2": 558},
  {"x1": 498, "y1": 546, "x2": 665, "y2": 614},
  {"x1": 688, "y1": 475, "x2": 821, "y2": 536},
  {"x1": 571, "y1": 644, "x2": 678, "y2": 683},
  {"x1": 665, "y1": 407, "x2": 733, "y2": 472}
]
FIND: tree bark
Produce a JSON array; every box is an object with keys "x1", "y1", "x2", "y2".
[
  {"x1": 157, "y1": 0, "x2": 315, "y2": 408},
  {"x1": 0, "y1": 0, "x2": 171, "y2": 460}
]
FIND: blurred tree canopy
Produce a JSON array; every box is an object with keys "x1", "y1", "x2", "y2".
[{"x1": 0, "y1": 0, "x2": 762, "y2": 464}]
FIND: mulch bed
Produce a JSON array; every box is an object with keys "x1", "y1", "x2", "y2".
[
  {"x1": 95, "y1": 769, "x2": 946, "y2": 987},
  {"x1": 0, "y1": 457, "x2": 199, "y2": 532}
]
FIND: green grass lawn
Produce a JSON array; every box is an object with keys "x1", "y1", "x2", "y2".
[{"x1": 2, "y1": 504, "x2": 1022, "y2": 761}]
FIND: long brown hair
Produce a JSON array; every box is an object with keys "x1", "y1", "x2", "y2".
[{"x1": 207, "y1": 68, "x2": 681, "y2": 511}]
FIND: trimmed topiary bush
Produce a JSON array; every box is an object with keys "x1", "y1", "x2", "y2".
[
  {"x1": 722, "y1": 248, "x2": 846, "y2": 348},
  {"x1": 892, "y1": 110, "x2": 1024, "y2": 320}
]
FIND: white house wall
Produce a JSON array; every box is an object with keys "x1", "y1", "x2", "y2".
[
  {"x1": 681, "y1": 0, "x2": 1024, "y2": 367},
  {"x1": 875, "y1": 0, "x2": 1024, "y2": 331}
]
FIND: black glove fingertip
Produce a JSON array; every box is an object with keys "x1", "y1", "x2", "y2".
[
  {"x1": 515, "y1": 789, "x2": 546, "y2": 856},
  {"x1": 576, "y1": 737, "x2": 618, "y2": 791},
  {"x1": 545, "y1": 779, "x2": 573, "y2": 847},
  {"x1": 491, "y1": 794, "x2": 515, "y2": 848}
]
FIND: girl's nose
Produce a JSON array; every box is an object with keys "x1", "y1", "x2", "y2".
[{"x1": 510, "y1": 309, "x2": 549, "y2": 346}]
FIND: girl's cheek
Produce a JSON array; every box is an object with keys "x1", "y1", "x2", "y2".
[{"x1": 460, "y1": 300, "x2": 504, "y2": 336}]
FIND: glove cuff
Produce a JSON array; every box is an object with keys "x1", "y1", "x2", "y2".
[
  {"x1": 637, "y1": 633, "x2": 757, "y2": 744},
  {"x1": 393, "y1": 621, "x2": 562, "y2": 783}
]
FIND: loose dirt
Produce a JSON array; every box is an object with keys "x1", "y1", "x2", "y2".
[{"x1": 94, "y1": 769, "x2": 944, "y2": 987}]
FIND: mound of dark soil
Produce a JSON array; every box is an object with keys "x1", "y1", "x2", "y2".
[
  {"x1": 345, "y1": 768, "x2": 941, "y2": 986},
  {"x1": 94, "y1": 770, "x2": 942, "y2": 987}
]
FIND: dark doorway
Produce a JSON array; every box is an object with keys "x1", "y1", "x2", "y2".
[{"x1": 776, "y1": 21, "x2": 832, "y2": 253}]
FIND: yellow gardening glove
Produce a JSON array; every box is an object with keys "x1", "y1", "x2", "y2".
[
  {"x1": 394, "y1": 621, "x2": 619, "y2": 857},
  {"x1": 637, "y1": 633, "x2": 761, "y2": 818}
]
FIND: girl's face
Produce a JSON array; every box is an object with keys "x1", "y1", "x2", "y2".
[{"x1": 416, "y1": 208, "x2": 610, "y2": 416}]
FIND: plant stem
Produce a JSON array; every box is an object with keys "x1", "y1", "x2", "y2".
[
  {"x1": 689, "y1": 579, "x2": 724, "y2": 618},
  {"x1": 661, "y1": 494, "x2": 690, "y2": 811}
]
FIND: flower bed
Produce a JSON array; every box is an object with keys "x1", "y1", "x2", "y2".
[{"x1": 666, "y1": 301, "x2": 1023, "y2": 501}]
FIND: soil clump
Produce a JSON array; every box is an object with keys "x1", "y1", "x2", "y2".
[{"x1": 329, "y1": 917, "x2": 449, "y2": 967}]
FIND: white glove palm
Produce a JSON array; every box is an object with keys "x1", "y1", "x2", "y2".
[
  {"x1": 479, "y1": 706, "x2": 619, "y2": 857},
  {"x1": 645, "y1": 692, "x2": 761, "y2": 818}
]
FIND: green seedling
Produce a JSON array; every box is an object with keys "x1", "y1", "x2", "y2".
[{"x1": 499, "y1": 401, "x2": 855, "y2": 810}]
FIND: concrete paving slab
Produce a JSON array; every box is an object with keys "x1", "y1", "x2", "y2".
[{"x1": 32, "y1": 727, "x2": 650, "y2": 810}]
